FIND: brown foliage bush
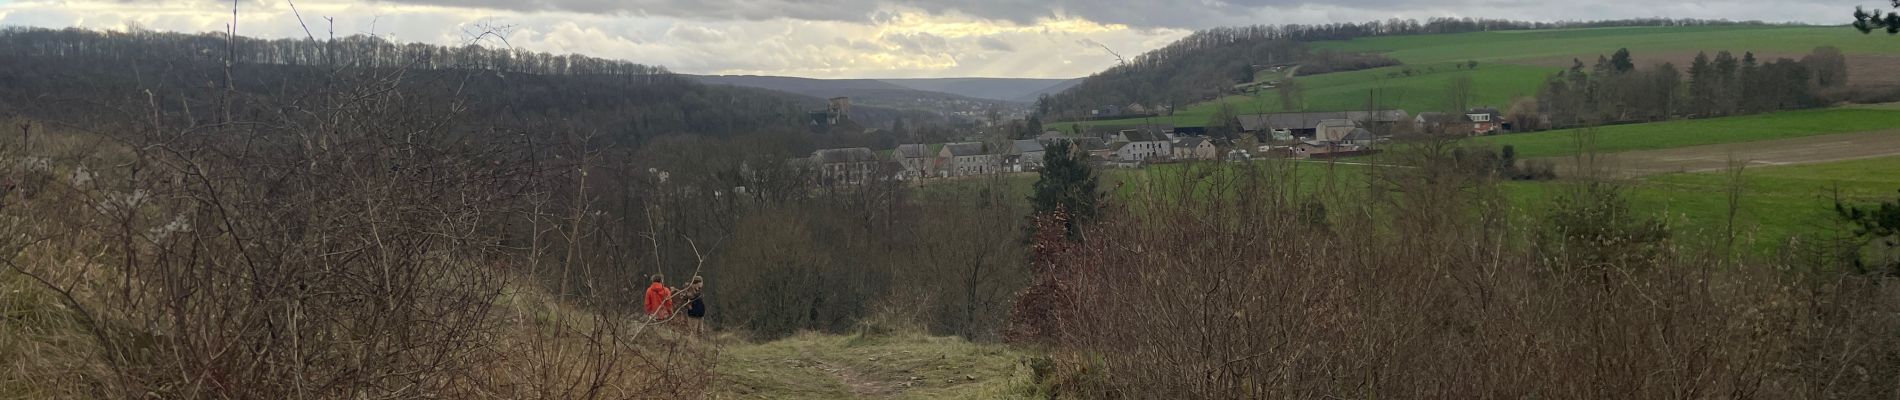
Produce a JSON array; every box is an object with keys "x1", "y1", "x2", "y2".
[{"x1": 1016, "y1": 153, "x2": 1900, "y2": 398}]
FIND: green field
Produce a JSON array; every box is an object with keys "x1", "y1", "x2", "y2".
[
  {"x1": 1060, "y1": 25, "x2": 1900, "y2": 132},
  {"x1": 1505, "y1": 155, "x2": 1900, "y2": 255},
  {"x1": 1049, "y1": 62, "x2": 1553, "y2": 132},
  {"x1": 1469, "y1": 108, "x2": 1900, "y2": 158}
]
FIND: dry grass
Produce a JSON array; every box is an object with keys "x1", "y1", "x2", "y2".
[{"x1": 713, "y1": 331, "x2": 1041, "y2": 400}]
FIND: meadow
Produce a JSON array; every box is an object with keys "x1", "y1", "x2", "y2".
[
  {"x1": 1504, "y1": 155, "x2": 1900, "y2": 256},
  {"x1": 1048, "y1": 62, "x2": 1552, "y2": 132},
  {"x1": 1470, "y1": 108, "x2": 1900, "y2": 158}
]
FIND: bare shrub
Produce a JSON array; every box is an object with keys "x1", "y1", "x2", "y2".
[
  {"x1": 1020, "y1": 151, "x2": 1900, "y2": 398},
  {"x1": 0, "y1": 44, "x2": 715, "y2": 399}
]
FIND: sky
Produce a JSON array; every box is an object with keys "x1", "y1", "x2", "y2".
[{"x1": 0, "y1": 0, "x2": 1861, "y2": 79}]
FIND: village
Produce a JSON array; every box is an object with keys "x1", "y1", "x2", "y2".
[{"x1": 797, "y1": 103, "x2": 1508, "y2": 184}]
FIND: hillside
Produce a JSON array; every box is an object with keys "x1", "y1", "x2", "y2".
[
  {"x1": 1038, "y1": 19, "x2": 1788, "y2": 123},
  {"x1": 0, "y1": 27, "x2": 965, "y2": 153},
  {"x1": 690, "y1": 75, "x2": 1030, "y2": 119},
  {"x1": 1058, "y1": 24, "x2": 1900, "y2": 131},
  {"x1": 878, "y1": 77, "x2": 1081, "y2": 102}
]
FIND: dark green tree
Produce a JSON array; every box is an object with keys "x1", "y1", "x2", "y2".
[
  {"x1": 1854, "y1": 1, "x2": 1900, "y2": 34},
  {"x1": 1689, "y1": 52, "x2": 1713, "y2": 115},
  {"x1": 1609, "y1": 48, "x2": 1635, "y2": 74},
  {"x1": 1836, "y1": 190, "x2": 1900, "y2": 275},
  {"x1": 1030, "y1": 142, "x2": 1100, "y2": 239}
]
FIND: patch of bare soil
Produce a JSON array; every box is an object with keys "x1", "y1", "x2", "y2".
[{"x1": 1536, "y1": 130, "x2": 1900, "y2": 177}]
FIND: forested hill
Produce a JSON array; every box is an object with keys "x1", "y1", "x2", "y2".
[
  {"x1": 0, "y1": 26, "x2": 937, "y2": 148},
  {"x1": 690, "y1": 74, "x2": 1025, "y2": 118},
  {"x1": 878, "y1": 77, "x2": 1081, "y2": 102},
  {"x1": 1037, "y1": 18, "x2": 1790, "y2": 121}
]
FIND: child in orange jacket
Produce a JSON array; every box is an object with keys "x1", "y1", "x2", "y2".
[{"x1": 643, "y1": 274, "x2": 674, "y2": 320}]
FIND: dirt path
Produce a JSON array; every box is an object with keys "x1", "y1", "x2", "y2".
[
  {"x1": 804, "y1": 349, "x2": 901, "y2": 398},
  {"x1": 1535, "y1": 130, "x2": 1900, "y2": 177}
]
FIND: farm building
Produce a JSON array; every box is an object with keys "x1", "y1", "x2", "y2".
[
  {"x1": 1009, "y1": 139, "x2": 1047, "y2": 172},
  {"x1": 1316, "y1": 119, "x2": 1359, "y2": 142},
  {"x1": 890, "y1": 144, "x2": 935, "y2": 180},
  {"x1": 1172, "y1": 137, "x2": 1218, "y2": 161},
  {"x1": 939, "y1": 142, "x2": 1000, "y2": 177},
  {"x1": 809, "y1": 147, "x2": 882, "y2": 185},
  {"x1": 1237, "y1": 110, "x2": 1409, "y2": 138},
  {"x1": 1113, "y1": 130, "x2": 1172, "y2": 162},
  {"x1": 1087, "y1": 123, "x2": 1172, "y2": 139}
]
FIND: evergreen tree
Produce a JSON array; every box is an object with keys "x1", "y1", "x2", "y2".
[
  {"x1": 1688, "y1": 52, "x2": 1712, "y2": 116},
  {"x1": 1713, "y1": 51, "x2": 1741, "y2": 115},
  {"x1": 1609, "y1": 48, "x2": 1635, "y2": 74},
  {"x1": 1738, "y1": 52, "x2": 1759, "y2": 113},
  {"x1": 1836, "y1": 189, "x2": 1900, "y2": 275},
  {"x1": 1030, "y1": 143, "x2": 1100, "y2": 239},
  {"x1": 1652, "y1": 62, "x2": 1683, "y2": 118}
]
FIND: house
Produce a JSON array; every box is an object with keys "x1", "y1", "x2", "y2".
[
  {"x1": 1010, "y1": 139, "x2": 1047, "y2": 172},
  {"x1": 1465, "y1": 107, "x2": 1504, "y2": 135},
  {"x1": 810, "y1": 147, "x2": 881, "y2": 185},
  {"x1": 890, "y1": 144, "x2": 934, "y2": 180},
  {"x1": 1413, "y1": 112, "x2": 1453, "y2": 134},
  {"x1": 1172, "y1": 137, "x2": 1218, "y2": 161},
  {"x1": 1114, "y1": 129, "x2": 1172, "y2": 162},
  {"x1": 939, "y1": 142, "x2": 1000, "y2": 176}
]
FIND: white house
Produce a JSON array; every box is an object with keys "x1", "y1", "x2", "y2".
[
  {"x1": 1114, "y1": 129, "x2": 1172, "y2": 162},
  {"x1": 939, "y1": 142, "x2": 999, "y2": 176}
]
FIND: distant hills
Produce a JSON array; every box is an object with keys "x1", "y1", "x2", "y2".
[
  {"x1": 878, "y1": 78, "x2": 1081, "y2": 102},
  {"x1": 688, "y1": 75, "x2": 1072, "y2": 121}
]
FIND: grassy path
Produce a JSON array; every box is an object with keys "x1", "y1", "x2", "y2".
[{"x1": 712, "y1": 333, "x2": 1042, "y2": 399}]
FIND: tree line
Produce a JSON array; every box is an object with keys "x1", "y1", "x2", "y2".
[
  {"x1": 1533, "y1": 47, "x2": 1846, "y2": 128},
  {"x1": 0, "y1": 26, "x2": 671, "y2": 76},
  {"x1": 0, "y1": 26, "x2": 965, "y2": 151}
]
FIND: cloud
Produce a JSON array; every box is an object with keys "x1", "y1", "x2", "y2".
[
  {"x1": 976, "y1": 36, "x2": 1013, "y2": 52},
  {"x1": 356, "y1": 0, "x2": 1850, "y2": 29},
  {"x1": 0, "y1": 0, "x2": 1856, "y2": 79}
]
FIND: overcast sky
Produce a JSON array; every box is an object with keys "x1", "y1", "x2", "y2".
[{"x1": 0, "y1": 0, "x2": 1859, "y2": 78}]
